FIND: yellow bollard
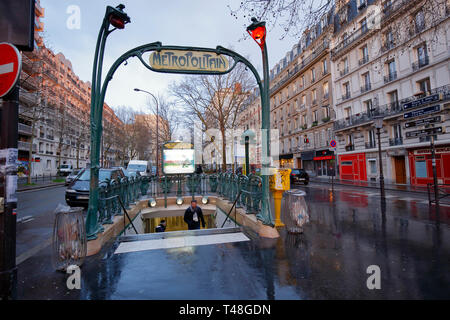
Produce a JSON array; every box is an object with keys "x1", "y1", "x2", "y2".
[{"x1": 269, "y1": 168, "x2": 291, "y2": 227}]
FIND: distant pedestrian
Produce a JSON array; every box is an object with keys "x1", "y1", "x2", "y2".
[
  {"x1": 155, "y1": 220, "x2": 166, "y2": 233},
  {"x1": 184, "y1": 200, "x2": 206, "y2": 230},
  {"x1": 195, "y1": 165, "x2": 203, "y2": 174}
]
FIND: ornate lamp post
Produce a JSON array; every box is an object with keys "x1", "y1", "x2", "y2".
[
  {"x1": 373, "y1": 116, "x2": 385, "y2": 198},
  {"x1": 86, "y1": 4, "x2": 130, "y2": 240},
  {"x1": 247, "y1": 18, "x2": 275, "y2": 228},
  {"x1": 134, "y1": 88, "x2": 159, "y2": 176}
]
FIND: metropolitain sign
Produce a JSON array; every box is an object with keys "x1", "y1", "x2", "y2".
[{"x1": 149, "y1": 50, "x2": 230, "y2": 73}]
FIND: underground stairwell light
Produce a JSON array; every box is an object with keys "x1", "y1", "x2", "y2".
[
  {"x1": 247, "y1": 17, "x2": 266, "y2": 49},
  {"x1": 149, "y1": 198, "x2": 156, "y2": 207},
  {"x1": 202, "y1": 196, "x2": 209, "y2": 205},
  {"x1": 176, "y1": 197, "x2": 184, "y2": 206}
]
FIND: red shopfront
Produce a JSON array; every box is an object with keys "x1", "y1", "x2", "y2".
[
  {"x1": 409, "y1": 146, "x2": 450, "y2": 186},
  {"x1": 339, "y1": 153, "x2": 367, "y2": 181}
]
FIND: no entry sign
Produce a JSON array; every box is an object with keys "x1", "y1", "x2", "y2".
[{"x1": 0, "y1": 42, "x2": 22, "y2": 97}]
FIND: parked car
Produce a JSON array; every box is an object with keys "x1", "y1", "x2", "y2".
[
  {"x1": 111, "y1": 167, "x2": 141, "y2": 179},
  {"x1": 65, "y1": 168, "x2": 84, "y2": 186},
  {"x1": 290, "y1": 168, "x2": 309, "y2": 185},
  {"x1": 65, "y1": 168, "x2": 125, "y2": 207},
  {"x1": 58, "y1": 164, "x2": 73, "y2": 176}
]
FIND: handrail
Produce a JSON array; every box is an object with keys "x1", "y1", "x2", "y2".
[
  {"x1": 100, "y1": 194, "x2": 138, "y2": 234},
  {"x1": 221, "y1": 189, "x2": 242, "y2": 228}
]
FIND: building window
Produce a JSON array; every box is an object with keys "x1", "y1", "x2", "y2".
[
  {"x1": 360, "y1": 45, "x2": 369, "y2": 64},
  {"x1": 311, "y1": 68, "x2": 316, "y2": 82},
  {"x1": 322, "y1": 59, "x2": 328, "y2": 74},
  {"x1": 369, "y1": 159, "x2": 377, "y2": 174},
  {"x1": 364, "y1": 99, "x2": 373, "y2": 114},
  {"x1": 361, "y1": 72, "x2": 371, "y2": 92},
  {"x1": 344, "y1": 106, "x2": 352, "y2": 118},
  {"x1": 313, "y1": 110, "x2": 319, "y2": 123},
  {"x1": 323, "y1": 82, "x2": 329, "y2": 99},
  {"x1": 417, "y1": 77, "x2": 431, "y2": 94},
  {"x1": 368, "y1": 129, "x2": 376, "y2": 147},
  {"x1": 312, "y1": 89, "x2": 317, "y2": 104},
  {"x1": 388, "y1": 90, "x2": 399, "y2": 109},
  {"x1": 360, "y1": 17, "x2": 368, "y2": 33},
  {"x1": 343, "y1": 82, "x2": 350, "y2": 99},
  {"x1": 415, "y1": 160, "x2": 427, "y2": 178},
  {"x1": 393, "y1": 124, "x2": 402, "y2": 139},
  {"x1": 414, "y1": 10, "x2": 425, "y2": 33}
]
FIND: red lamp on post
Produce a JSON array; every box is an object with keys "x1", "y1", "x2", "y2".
[
  {"x1": 108, "y1": 4, "x2": 131, "y2": 30},
  {"x1": 247, "y1": 18, "x2": 266, "y2": 50}
]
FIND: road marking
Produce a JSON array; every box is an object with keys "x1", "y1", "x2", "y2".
[
  {"x1": 0, "y1": 62, "x2": 14, "y2": 75},
  {"x1": 16, "y1": 237, "x2": 52, "y2": 265},
  {"x1": 17, "y1": 215, "x2": 34, "y2": 223}
]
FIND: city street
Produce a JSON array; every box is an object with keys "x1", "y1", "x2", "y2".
[
  {"x1": 1, "y1": 0, "x2": 449, "y2": 305},
  {"x1": 15, "y1": 183, "x2": 449, "y2": 300},
  {"x1": 16, "y1": 186, "x2": 66, "y2": 263}
]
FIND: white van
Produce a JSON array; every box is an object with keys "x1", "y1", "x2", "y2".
[{"x1": 127, "y1": 160, "x2": 150, "y2": 176}]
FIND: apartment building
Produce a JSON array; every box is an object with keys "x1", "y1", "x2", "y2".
[
  {"x1": 331, "y1": 0, "x2": 450, "y2": 186},
  {"x1": 16, "y1": 1, "x2": 123, "y2": 177},
  {"x1": 269, "y1": 12, "x2": 335, "y2": 177}
]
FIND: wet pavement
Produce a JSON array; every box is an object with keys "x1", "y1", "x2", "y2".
[{"x1": 16, "y1": 184, "x2": 450, "y2": 300}]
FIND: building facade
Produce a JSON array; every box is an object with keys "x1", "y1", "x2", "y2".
[
  {"x1": 269, "y1": 11, "x2": 335, "y2": 177},
  {"x1": 15, "y1": 1, "x2": 124, "y2": 177},
  {"x1": 331, "y1": 0, "x2": 450, "y2": 186}
]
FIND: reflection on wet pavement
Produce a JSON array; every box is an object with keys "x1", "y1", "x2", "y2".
[{"x1": 17, "y1": 185, "x2": 450, "y2": 299}]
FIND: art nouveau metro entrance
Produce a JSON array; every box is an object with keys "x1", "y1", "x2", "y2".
[{"x1": 84, "y1": 4, "x2": 278, "y2": 254}]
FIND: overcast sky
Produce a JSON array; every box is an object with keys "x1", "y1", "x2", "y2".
[{"x1": 40, "y1": 0, "x2": 299, "y2": 113}]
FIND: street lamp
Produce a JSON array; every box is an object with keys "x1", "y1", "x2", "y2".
[
  {"x1": 134, "y1": 88, "x2": 160, "y2": 177},
  {"x1": 373, "y1": 116, "x2": 385, "y2": 198},
  {"x1": 247, "y1": 18, "x2": 274, "y2": 228},
  {"x1": 86, "y1": 4, "x2": 130, "y2": 240}
]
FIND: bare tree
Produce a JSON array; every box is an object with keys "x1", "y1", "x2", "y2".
[
  {"x1": 113, "y1": 106, "x2": 152, "y2": 163},
  {"x1": 229, "y1": 0, "x2": 335, "y2": 38},
  {"x1": 170, "y1": 62, "x2": 254, "y2": 171}
]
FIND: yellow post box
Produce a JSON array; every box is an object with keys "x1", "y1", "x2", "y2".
[{"x1": 269, "y1": 168, "x2": 291, "y2": 227}]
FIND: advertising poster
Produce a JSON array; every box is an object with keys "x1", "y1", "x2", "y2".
[{"x1": 162, "y1": 148, "x2": 195, "y2": 174}]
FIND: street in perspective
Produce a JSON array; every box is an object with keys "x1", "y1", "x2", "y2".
[{"x1": 0, "y1": 0, "x2": 449, "y2": 308}]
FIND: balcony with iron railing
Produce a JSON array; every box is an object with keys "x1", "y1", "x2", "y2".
[
  {"x1": 332, "y1": 23, "x2": 372, "y2": 58},
  {"x1": 361, "y1": 82, "x2": 371, "y2": 93},
  {"x1": 340, "y1": 66, "x2": 349, "y2": 77},
  {"x1": 345, "y1": 144, "x2": 355, "y2": 152},
  {"x1": 389, "y1": 137, "x2": 403, "y2": 146},
  {"x1": 384, "y1": 71, "x2": 397, "y2": 83},
  {"x1": 342, "y1": 92, "x2": 351, "y2": 101},
  {"x1": 365, "y1": 141, "x2": 376, "y2": 149},
  {"x1": 412, "y1": 56, "x2": 429, "y2": 71},
  {"x1": 359, "y1": 55, "x2": 369, "y2": 66},
  {"x1": 381, "y1": 41, "x2": 396, "y2": 53},
  {"x1": 18, "y1": 123, "x2": 32, "y2": 135},
  {"x1": 335, "y1": 85, "x2": 450, "y2": 131}
]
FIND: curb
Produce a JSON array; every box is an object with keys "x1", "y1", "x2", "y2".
[
  {"x1": 17, "y1": 182, "x2": 65, "y2": 192},
  {"x1": 310, "y1": 179, "x2": 428, "y2": 195}
]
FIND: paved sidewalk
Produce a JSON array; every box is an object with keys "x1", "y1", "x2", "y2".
[
  {"x1": 17, "y1": 176, "x2": 65, "y2": 192},
  {"x1": 310, "y1": 176, "x2": 432, "y2": 194}
]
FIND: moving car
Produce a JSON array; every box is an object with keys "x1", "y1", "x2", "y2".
[
  {"x1": 65, "y1": 168, "x2": 84, "y2": 186},
  {"x1": 290, "y1": 168, "x2": 309, "y2": 185},
  {"x1": 65, "y1": 168, "x2": 125, "y2": 207},
  {"x1": 127, "y1": 160, "x2": 150, "y2": 176}
]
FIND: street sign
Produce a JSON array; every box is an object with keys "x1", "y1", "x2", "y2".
[
  {"x1": 405, "y1": 126, "x2": 444, "y2": 138},
  {"x1": 402, "y1": 93, "x2": 441, "y2": 110},
  {"x1": 403, "y1": 104, "x2": 440, "y2": 119},
  {"x1": 330, "y1": 140, "x2": 337, "y2": 148},
  {"x1": 0, "y1": 0, "x2": 35, "y2": 52},
  {"x1": 0, "y1": 43, "x2": 22, "y2": 97},
  {"x1": 149, "y1": 49, "x2": 230, "y2": 73},
  {"x1": 404, "y1": 115, "x2": 441, "y2": 128}
]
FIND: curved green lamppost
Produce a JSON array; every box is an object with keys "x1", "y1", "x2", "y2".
[
  {"x1": 86, "y1": 8, "x2": 274, "y2": 240},
  {"x1": 86, "y1": 4, "x2": 130, "y2": 240}
]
